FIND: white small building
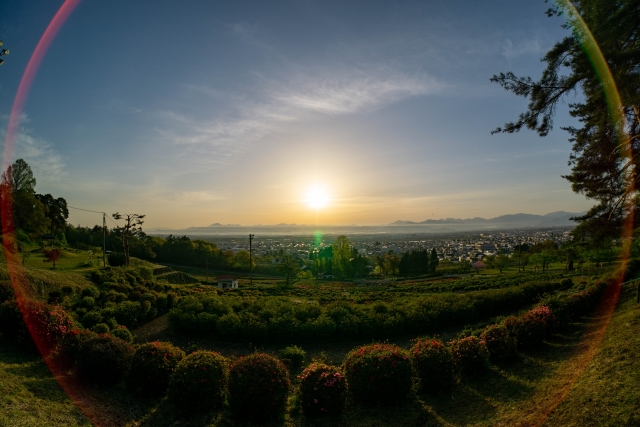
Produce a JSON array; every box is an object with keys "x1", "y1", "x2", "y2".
[{"x1": 217, "y1": 275, "x2": 239, "y2": 289}]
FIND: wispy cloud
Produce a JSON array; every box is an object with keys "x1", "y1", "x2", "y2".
[
  {"x1": 501, "y1": 37, "x2": 542, "y2": 59},
  {"x1": 160, "y1": 66, "x2": 443, "y2": 166},
  {"x1": 0, "y1": 115, "x2": 66, "y2": 181}
]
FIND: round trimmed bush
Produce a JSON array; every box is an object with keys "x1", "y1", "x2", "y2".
[
  {"x1": 505, "y1": 306, "x2": 554, "y2": 351},
  {"x1": 279, "y1": 345, "x2": 306, "y2": 371},
  {"x1": 127, "y1": 341, "x2": 186, "y2": 397},
  {"x1": 409, "y1": 338, "x2": 454, "y2": 392},
  {"x1": 92, "y1": 323, "x2": 110, "y2": 334},
  {"x1": 111, "y1": 325, "x2": 134, "y2": 342},
  {"x1": 81, "y1": 286, "x2": 100, "y2": 299},
  {"x1": 81, "y1": 311, "x2": 102, "y2": 328},
  {"x1": 480, "y1": 324, "x2": 517, "y2": 363},
  {"x1": 298, "y1": 363, "x2": 346, "y2": 416},
  {"x1": 0, "y1": 299, "x2": 73, "y2": 354},
  {"x1": 343, "y1": 343, "x2": 412, "y2": 405},
  {"x1": 61, "y1": 328, "x2": 97, "y2": 361},
  {"x1": 450, "y1": 336, "x2": 488, "y2": 376},
  {"x1": 228, "y1": 353, "x2": 290, "y2": 422},
  {"x1": 76, "y1": 334, "x2": 134, "y2": 385},
  {"x1": 168, "y1": 350, "x2": 228, "y2": 413}
]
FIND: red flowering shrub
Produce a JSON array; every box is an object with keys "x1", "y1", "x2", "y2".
[
  {"x1": 298, "y1": 363, "x2": 346, "y2": 416},
  {"x1": 409, "y1": 338, "x2": 454, "y2": 392},
  {"x1": 480, "y1": 324, "x2": 517, "y2": 363},
  {"x1": 127, "y1": 341, "x2": 186, "y2": 397},
  {"x1": 343, "y1": 343, "x2": 412, "y2": 405},
  {"x1": 228, "y1": 353, "x2": 290, "y2": 422},
  {"x1": 61, "y1": 328, "x2": 98, "y2": 361},
  {"x1": 450, "y1": 336, "x2": 488, "y2": 376},
  {"x1": 76, "y1": 334, "x2": 135, "y2": 385},
  {"x1": 0, "y1": 299, "x2": 73, "y2": 354},
  {"x1": 168, "y1": 351, "x2": 228, "y2": 413},
  {"x1": 505, "y1": 305, "x2": 554, "y2": 351}
]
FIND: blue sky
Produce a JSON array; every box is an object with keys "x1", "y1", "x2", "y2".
[{"x1": 0, "y1": 0, "x2": 593, "y2": 228}]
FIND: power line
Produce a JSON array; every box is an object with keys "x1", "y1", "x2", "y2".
[{"x1": 68, "y1": 206, "x2": 104, "y2": 214}]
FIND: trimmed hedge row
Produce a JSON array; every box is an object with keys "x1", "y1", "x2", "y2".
[
  {"x1": 0, "y1": 279, "x2": 611, "y2": 419},
  {"x1": 169, "y1": 281, "x2": 562, "y2": 343}
]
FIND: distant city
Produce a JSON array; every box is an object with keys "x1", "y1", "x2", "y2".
[{"x1": 152, "y1": 227, "x2": 572, "y2": 264}]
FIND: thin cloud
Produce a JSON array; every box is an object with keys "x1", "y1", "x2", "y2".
[
  {"x1": 0, "y1": 116, "x2": 66, "y2": 181},
  {"x1": 160, "y1": 66, "x2": 443, "y2": 166},
  {"x1": 501, "y1": 37, "x2": 542, "y2": 59}
]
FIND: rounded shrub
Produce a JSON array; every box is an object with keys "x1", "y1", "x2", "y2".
[
  {"x1": 228, "y1": 353, "x2": 290, "y2": 422},
  {"x1": 127, "y1": 341, "x2": 186, "y2": 397},
  {"x1": 81, "y1": 311, "x2": 102, "y2": 328},
  {"x1": 92, "y1": 323, "x2": 110, "y2": 334},
  {"x1": 505, "y1": 306, "x2": 554, "y2": 351},
  {"x1": 168, "y1": 350, "x2": 228, "y2": 413},
  {"x1": 480, "y1": 324, "x2": 517, "y2": 363},
  {"x1": 279, "y1": 345, "x2": 306, "y2": 371},
  {"x1": 81, "y1": 286, "x2": 100, "y2": 299},
  {"x1": 409, "y1": 338, "x2": 454, "y2": 392},
  {"x1": 298, "y1": 363, "x2": 346, "y2": 416},
  {"x1": 343, "y1": 343, "x2": 412, "y2": 405},
  {"x1": 450, "y1": 336, "x2": 489, "y2": 376},
  {"x1": 111, "y1": 325, "x2": 134, "y2": 342},
  {"x1": 0, "y1": 299, "x2": 73, "y2": 354},
  {"x1": 76, "y1": 334, "x2": 134, "y2": 385},
  {"x1": 61, "y1": 328, "x2": 97, "y2": 361}
]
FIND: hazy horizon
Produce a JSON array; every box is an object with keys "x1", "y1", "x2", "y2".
[{"x1": 1, "y1": 1, "x2": 594, "y2": 229}]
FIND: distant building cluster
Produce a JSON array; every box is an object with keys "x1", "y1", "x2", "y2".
[{"x1": 211, "y1": 228, "x2": 572, "y2": 263}]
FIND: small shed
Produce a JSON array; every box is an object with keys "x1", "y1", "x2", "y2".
[{"x1": 216, "y1": 275, "x2": 239, "y2": 289}]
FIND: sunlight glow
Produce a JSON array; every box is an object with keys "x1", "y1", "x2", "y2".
[{"x1": 305, "y1": 185, "x2": 330, "y2": 209}]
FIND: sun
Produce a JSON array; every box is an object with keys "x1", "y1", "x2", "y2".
[{"x1": 305, "y1": 185, "x2": 330, "y2": 209}]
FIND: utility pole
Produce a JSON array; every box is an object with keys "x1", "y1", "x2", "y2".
[
  {"x1": 103, "y1": 213, "x2": 106, "y2": 268},
  {"x1": 249, "y1": 234, "x2": 254, "y2": 286}
]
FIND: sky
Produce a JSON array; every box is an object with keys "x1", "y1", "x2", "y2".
[{"x1": 0, "y1": 0, "x2": 595, "y2": 229}]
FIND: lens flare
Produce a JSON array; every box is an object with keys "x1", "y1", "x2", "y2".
[{"x1": 526, "y1": 2, "x2": 629, "y2": 425}]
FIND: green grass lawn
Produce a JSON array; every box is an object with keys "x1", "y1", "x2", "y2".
[
  {"x1": 21, "y1": 246, "x2": 104, "y2": 274},
  {"x1": 0, "y1": 347, "x2": 90, "y2": 427}
]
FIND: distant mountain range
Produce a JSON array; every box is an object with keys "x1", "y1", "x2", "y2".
[
  {"x1": 148, "y1": 211, "x2": 585, "y2": 236},
  {"x1": 389, "y1": 211, "x2": 584, "y2": 227}
]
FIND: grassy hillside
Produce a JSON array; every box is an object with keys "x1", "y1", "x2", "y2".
[
  {"x1": 1, "y1": 268, "x2": 638, "y2": 426},
  {"x1": 0, "y1": 263, "x2": 94, "y2": 299}
]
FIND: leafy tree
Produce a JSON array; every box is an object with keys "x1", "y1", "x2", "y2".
[
  {"x1": 483, "y1": 255, "x2": 496, "y2": 270},
  {"x1": 471, "y1": 261, "x2": 486, "y2": 274},
  {"x1": 234, "y1": 249, "x2": 255, "y2": 271},
  {"x1": 0, "y1": 40, "x2": 9, "y2": 67},
  {"x1": 0, "y1": 159, "x2": 48, "y2": 235},
  {"x1": 35, "y1": 194, "x2": 69, "y2": 235},
  {"x1": 494, "y1": 254, "x2": 511, "y2": 273},
  {"x1": 491, "y1": 0, "x2": 640, "y2": 238},
  {"x1": 429, "y1": 248, "x2": 439, "y2": 273},
  {"x1": 276, "y1": 254, "x2": 300, "y2": 286},
  {"x1": 43, "y1": 248, "x2": 61, "y2": 269},
  {"x1": 382, "y1": 254, "x2": 400, "y2": 276},
  {"x1": 112, "y1": 213, "x2": 145, "y2": 267},
  {"x1": 332, "y1": 236, "x2": 352, "y2": 278}
]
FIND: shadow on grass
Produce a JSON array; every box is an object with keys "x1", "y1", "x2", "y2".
[{"x1": 136, "y1": 399, "x2": 223, "y2": 427}]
